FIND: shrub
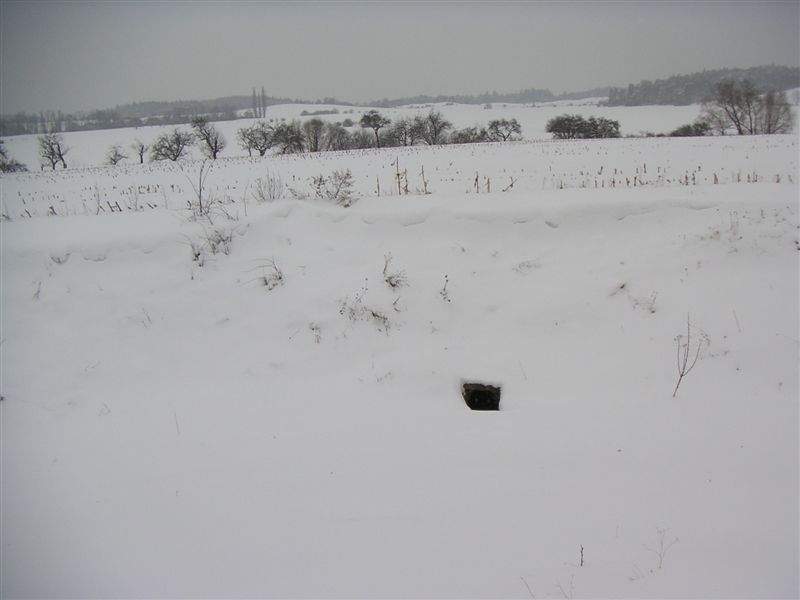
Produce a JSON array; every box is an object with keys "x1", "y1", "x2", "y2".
[
  {"x1": 450, "y1": 126, "x2": 489, "y2": 144},
  {"x1": 669, "y1": 121, "x2": 711, "y2": 137},
  {"x1": 545, "y1": 114, "x2": 620, "y2": 139},
  {"x1": 252, "y1": 170, "x2": 285, "y2": 203},
  {"x1": 0, "y1": 140, "x2": 27, "y2": 172},
  {"x1": 312, "y1": 169, "x2": 357, "y2": 207}
]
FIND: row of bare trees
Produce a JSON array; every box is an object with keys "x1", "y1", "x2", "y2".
[
  {"x1": 358, "y1": 110, "x2": 522, "y2": 148},
  {"x1": 35, "y1": 115, "x2": 226, "y2": 169},
  {"x1": 38, "y1": 109, "x2": 523, "y2": 168}
]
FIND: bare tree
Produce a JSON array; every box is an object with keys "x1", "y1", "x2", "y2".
[
  {"x1": 191, "y1": 116, "x2": 226, "y2": 159},
  {"x1": 247, "y1": 121, "x2": 275, "y2": 156},
  {"x1": 488, "y1": 118, "x2": 522, "y2": 141},
  {"x1": 409, "y1": 116, "x2": 427, "y2": 145},
  {"x1": 699, "y1": 104, "x2": 729, "y2": 135},
  {"x1": 302, "y1": 118, "x2": 325, "y2": 152},
  {"x1": 150, "y1": 128, "x2": 195, "y2": 161},
  {"x1": 105, "y1": 144, "x2": 127, "y2": 166},
  {"x1": 237, "y1": 125, "x2": 257, "y2": 157},
  {"x1": 704, "y1": 79, "x2": 760, "y2": 135},
  {"x1": 759, "y1": 90, "x2": 794, "y2": 134},
  {"x1": 37, "y1": 132, "x2": 69, "y2": 169},
  {"x1": 422, "y1": 110, "x2": 452, "y2": 145},
  {"x1": 131, "y1": 139, "x2": 148, "y2": 163},
  {"x1": 360, "y1": 110, "x2": 391, "y2": 147},
  {"x1": 388, "y1": 118, "x2": 414, "y2": 146},
  {"x1": 703, "y1": 79, "x2": 794, "y2": 136}
]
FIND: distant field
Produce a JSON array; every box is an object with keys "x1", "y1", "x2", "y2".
[
  {"x1": 2, "y1": 101, "x2": 705, "y2": 170},
  {"x1": 2, "y1": 132, "x2": 796, "y2": 220}
]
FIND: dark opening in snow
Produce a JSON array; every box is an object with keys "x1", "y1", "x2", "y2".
[{"x1": 462, "y1": 382, "x2": 501, "y2": 411}]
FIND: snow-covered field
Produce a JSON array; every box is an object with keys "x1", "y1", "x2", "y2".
[
  {"x1": 1, "y1": 101, "x2": 705, "y2": 170},
  {"x1": 1, "y1": 132, "x2": 798, "y2": 597}
]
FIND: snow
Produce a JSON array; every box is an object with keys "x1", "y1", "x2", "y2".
[
  {"x1": 1, "y1": 132, "x2": 798, "y2": 597},
  {"x1": 1, "y1": 101, "x2": 708, "y2": 170}
]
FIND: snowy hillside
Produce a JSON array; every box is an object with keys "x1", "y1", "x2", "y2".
[
  {"x1": 2, "y1": 101, "x2": 706, "y2": 170},
  {"x1": 1, "y1": 134, "x2": 798, "y2": 597}
]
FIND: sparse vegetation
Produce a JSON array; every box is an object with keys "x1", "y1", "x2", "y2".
[
  {"x1": 672, "y1": 314, "x2": 709, "y2": 397},
  {"x1": 259, "y1": 258, "x2": 284, "y2": 291},
  {"x1": 382, "y1": 253, "x2": 407, "y2": 289},
  {"x1": 311, "y1": 169, "x2": 357, "y2": 207},
  {"x1": 252, "y1": 170, "x2": 285, "y2": 203}
]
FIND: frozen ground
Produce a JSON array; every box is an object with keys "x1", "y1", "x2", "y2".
[
  {"x1": 1, "y1": 134, "x2": 798, "y2": 598},
  {"x1": 2, "y1": 100, "x2": 704, "y2": 170}
]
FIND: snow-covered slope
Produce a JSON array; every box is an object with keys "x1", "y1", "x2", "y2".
[
  {"x1": 2, "y1": 101, "x2": 707, "y2": 170},
  {"x1": 1, "y1": 135, "x2": 798, "y2": 598}
]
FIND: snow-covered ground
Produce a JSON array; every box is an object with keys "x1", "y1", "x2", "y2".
[
  {"x1": 1, "y1": 133, "x2": 798, "y2": 597},
  {"x1": 2, "y1": 101, "x2": 706, "y2": 170}
]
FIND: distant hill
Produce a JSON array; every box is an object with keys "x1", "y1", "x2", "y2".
[
  {"x1": 605, "y1": 65, "x2": 800, "y2": 106},
  {"x1": 366, "y1": 87, "x2": 611, "y2": 108},
  {"x1": 3, "y1": 65, "x2": 798, "y2": 136}
]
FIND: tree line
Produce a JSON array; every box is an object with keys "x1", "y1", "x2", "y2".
[
  {"x1": 545, "y1": 79, "x2": 794, "y2": 140},
  {"x1": 606, "y1": 65, "x2": 799, "y2": 107},
  {"x1": 14, "y1": 81, "x2": 794, "y2": 172},
  {"x1": 28, "y1": 111, "x2": 523, "y2": 170}
]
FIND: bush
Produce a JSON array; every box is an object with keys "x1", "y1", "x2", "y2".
[
  {"x1": 545, "y1": 114, "x2": 586, "y2": 139},
  {"x1": 0, "y1": 140, "x2": 27, "y2": 172},
  {"x1": 450, "y1": 126, "x2": 489, "y2": 144},
  {"x1": 582, "y1": 117, "x2": 620, "y2": 138},
  {"x1": 252, "y1": 170, "x2": 285, "y2": 203},
  {"x1": 669, "y1": 121, "x2": 711, "y2": 137},
  {"x1": 545, "y1": 114, "x2": 620, "y2": 139},
  {"x1": 311, "y1": 169, "x2": 357, "y2": 207},
  {"x1": 272, "y1": 121, "x2": 305, "y2": 154}
]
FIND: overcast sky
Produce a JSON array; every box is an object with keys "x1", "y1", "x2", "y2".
[{"x1": 1, "y1": 1, "x2": 798, "y2": 114}]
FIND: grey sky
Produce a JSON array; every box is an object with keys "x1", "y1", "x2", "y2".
[{"x1": 1, "y1": 1, "x2": 798, "y2": 114}]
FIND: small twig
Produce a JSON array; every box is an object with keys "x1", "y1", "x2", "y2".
[
  {"x1": 644, "y1": 527, "x2": 678, "y2": 570},
  {"x1": 520, "y1": 576, "x2": 535, "y2": 599},
  {"x1": 518, "y1": 360, "x2": 528, "y2": 381},
  {"x1": 673, "y1": 313, "x2": 708, "y2": 397}
]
